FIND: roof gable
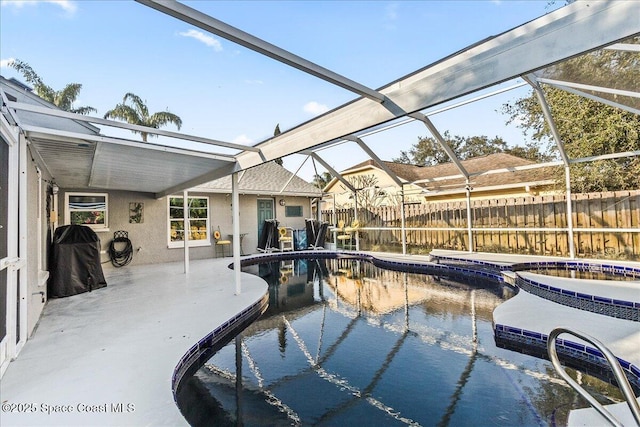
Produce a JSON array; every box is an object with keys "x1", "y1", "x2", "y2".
[{"x1": 194, "y1": 161, "x2": 322, "y2": 196}]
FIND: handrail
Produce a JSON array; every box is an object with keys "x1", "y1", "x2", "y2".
[{"x1": 547, "y1": 327, "x2": 640, "y2": 427}]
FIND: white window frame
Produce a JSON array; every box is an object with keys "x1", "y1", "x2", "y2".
[
  {"x1": 167, "y1": 195, "x2": 211, "y2": 248},
  {"x1": 64, "y1": 192, "x2": 109, "y2": 232}
]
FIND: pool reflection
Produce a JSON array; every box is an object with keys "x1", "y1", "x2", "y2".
[{"x1": 177, "y1": 258, "x2": 618, "y2": 427}]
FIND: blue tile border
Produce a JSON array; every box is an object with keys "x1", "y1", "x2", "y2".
[
  {"x1": 171, "y1": 292, "x2": 269, "y2": 404},
  {"x1": 515, "y1": 275, "x2": 639, "y2": 321},
  {"x1": 428, "y1": 253, "x2": 639, "y2": 320},
  {"x1": 494, "y1": 323, "x2": 640, "y2": 392},
  {"x1": 429, "y1": 255, "x2": 640, "y2": 279}
]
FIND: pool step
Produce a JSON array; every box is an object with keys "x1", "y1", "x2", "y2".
[
  {"x1": 493, "y1": 291, "x2": 640, "y2": 391},
  {"x1": 567, "y1": 397, "x2": 640, "y2": 426},
  {"x1": 515, "y1": 272, "x2": 639, "y2": 321}
]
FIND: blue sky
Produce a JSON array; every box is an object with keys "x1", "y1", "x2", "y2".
[{"x1": 0, "y1": 0, "x2": 562, "y2": 181}]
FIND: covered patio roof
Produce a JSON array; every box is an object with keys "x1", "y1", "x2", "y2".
[{"x1": 1, "y1": 1, "x2": 638, "y2": 199}]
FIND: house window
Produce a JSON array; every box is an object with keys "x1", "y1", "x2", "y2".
[
  {"x1": 65, "y1": 192, "x2": 108, "y2": 231},
  {"x1": 285, "y1": 205, "x2": 303, "y2": 217},
  {"x1": 168, "y1": 196, "x2": 210, "y2": 247}
]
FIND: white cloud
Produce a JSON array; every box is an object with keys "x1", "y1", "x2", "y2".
[
  {"x1": 0, "y1": 58, "x2": 16, "y2": 68},
  {"x1": 232, "y1": 134, "x2": 254, "y2": 145},
  {"x1": 303, "y1": 101, "x2": 329, "y2": 116},
  {"x1": 178, "y1": 29, "x2": 223, "y2": 51},
  {"x1": 385, "y1": 2, "x2": 399, "y2": 21},
  {"x1": 1, "y1": 0, "x2": 77, "y2": 14},
  {"x1": 244, "y1": 79, "x2": 264, "y2": 85},
  {"x1": 383, "y1": 2, "x2": 399, "y2": 30},
  {"x1": 48, "y1": 0, "x2": 75, "y2": 12}
]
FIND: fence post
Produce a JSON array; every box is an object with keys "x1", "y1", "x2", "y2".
[{"x1": 565, "y1": 166, "x2": 576, "y2": 258}]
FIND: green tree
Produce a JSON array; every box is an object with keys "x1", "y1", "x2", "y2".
[
  {"x1": 338, "y1": 174, "x2": 388, "y2": 210},
  {"x1": 312, "y1": 171, "x2": 333, "y2": 189},
  {"x1": 394, "y1": 132, "x2": 542, "y2": 165},
  {"x1": 10, "y1": 59, "x2": 96, "y2": 114},
  {"x1": 104, "y1": 93, "x2": 182, "y2": 142},
  {"x1": 502, "y1": 36, "x2": 640, "y2": 192}
]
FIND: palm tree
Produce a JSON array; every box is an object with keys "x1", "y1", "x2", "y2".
[
  {"x1": 273, "y1": 123, "x2": 283, "y2": 165},
  {"x1": 10, "y1": 59, "x2": 96, "y2": 114},
  {"x1": 104, "y1": 93, "x2": 182, "y2": 142}
]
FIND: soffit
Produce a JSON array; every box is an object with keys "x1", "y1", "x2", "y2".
[{"x1": 25, "y1": 130, "x2": 232, "y2": 194}]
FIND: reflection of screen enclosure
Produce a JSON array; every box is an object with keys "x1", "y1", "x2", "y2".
[
  {"x1": 68, "y1": 195, "x2": 106, "y2": 226},
  {"x1": 169, "y1": 196, "x2": 209, "y2": 242}
]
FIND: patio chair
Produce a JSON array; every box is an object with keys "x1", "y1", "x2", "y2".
[
  {"x1": 278, "y1": 227, "x2": 294, "y2": 252},
  {"x1": 337, "y1": 219, "x2": 360, "y2": 250},
  {"x1": 336, "y1": 220, "x2": 351, "y2": 249},
  {"x1": 213, "y1": 226, "x2": 231, "y2": 257}
]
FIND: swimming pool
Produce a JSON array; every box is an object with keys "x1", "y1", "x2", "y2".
[{"x1": 176, "y1": 257, "x2": 623, "y2": 426}]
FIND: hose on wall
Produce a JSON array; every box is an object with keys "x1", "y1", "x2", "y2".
[{"x1": 109, "y1": 230, "x2": 133, "y2": 267}]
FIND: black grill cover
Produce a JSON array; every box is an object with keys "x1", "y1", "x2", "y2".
[{"x1": 48, "y1": 225, "x2": 107, "y2": 298}]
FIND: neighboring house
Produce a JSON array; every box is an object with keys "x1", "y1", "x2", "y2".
[
  {"x1": 0, "y1": 76, "x2": 320, "y2": 365},
  {"x1": 323, "y1": 154, "x2": 559, "y2": 209}
]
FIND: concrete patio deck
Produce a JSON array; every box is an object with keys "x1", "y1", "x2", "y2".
[
  {"x1": 1, "y1": 258, "x2": 267, "y2": 427},
  {"x1": 1, "y1": 250, "x2": 638, "y2": 426}
]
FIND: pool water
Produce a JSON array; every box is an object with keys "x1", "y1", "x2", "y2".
[{"x1": 177, "y1": 258, "x2": 622, "y2": 426}]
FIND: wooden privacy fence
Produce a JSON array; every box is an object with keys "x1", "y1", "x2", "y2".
[{"x1": 321, "y1": 190, "x2": 640, "y2": 260}]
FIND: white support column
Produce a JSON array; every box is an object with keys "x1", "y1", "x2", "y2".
[
  {"x1": 232, "y1": 172, "x2": 242, "y2": 295},
  {"x1": 1, "y1": 120, "x2": 19, "y2": 374},
  {"x1": 400, "y1": 186, "x2": 407, "y2": 255},
  {"x1": 466, "y1": 183, "x2": 473, "y2": 253},
  {"x1": 183, "y1": 190, "x2": 189, "y2": 274},
  {"x1": 353, "y1": 191, "x2": 359, "y2": 251},
  {"x1": 332, "y1": 193, "x2": 336, "y2": 245},
  {"x1": 565, "y1": 167, "x2": 576, "y2": 259},
  {"x1": 17, "y1": 133, "x2": 28, "y2": 351}
]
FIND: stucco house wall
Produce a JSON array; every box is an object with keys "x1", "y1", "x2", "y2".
[{"x1": 56, "y1": 189, "x2": 314, "y2": 270}]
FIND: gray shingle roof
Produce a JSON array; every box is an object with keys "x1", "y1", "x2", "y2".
[
  {"x1": 194, "y1": 161, "x2": 322, "y2": 196},
  {"x1": 335, "y1": 153, "x2": 559, "y2": 192}
]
